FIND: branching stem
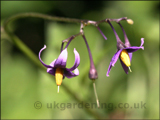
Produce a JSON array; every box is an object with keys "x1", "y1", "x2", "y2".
[{"x1": 2, "y1": 12, "x2": 132, "y2": 119}]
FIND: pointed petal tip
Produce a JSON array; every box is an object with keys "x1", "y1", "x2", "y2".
[
  {"x1": 41, "y1": 45, "x2": 46, "y2": 50},
  {"x1": 140, "y1": 38, "x2": 144, "y2": 50},
  {"x1": 74, "y1": 48, "x2": 76, "y2": 51},
  {"x1": 106, "y1": 73, "x2": 110, "y2": 77},
  {"x1": 39, "y1": 44, "x2": 53, "y2": 68},
  {"x1": 74, "y1": 68, "x2": 79, "y2": 75},
  {"x1": 73, "y1": 48, "x2": 79, "y2": 56},
  {"x1": 104, "y1": 36, "x2": 107, "y2": 40},
  {"x1": 44, "y1": 45, "x2": 46, "y2": 48},
  {"x1": 102, "y1": 34, "x2": 107, "y2": 40},
  {"x1": 141, "y1": 38, "x2": 144, "y2": 44},
  {"x1": 73, "y1": 48, "x2": 79, "y2": 55},
  {"x1": 96, "y1": 26, "x2": 107, "y2": 40}
]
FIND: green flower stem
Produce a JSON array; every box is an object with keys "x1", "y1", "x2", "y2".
[
  {"x1": 6, "y1": 32, "x2": 46, "y2": 70},
  {"x1": 3, "y1": 12, "x2": 103, "y2": 119},
  {"x1": 3, "y1": 13, "x2": 129, "y2": 30},
  {"x1": 3, "y1": 12, "x2": 83, "y2": 26}
]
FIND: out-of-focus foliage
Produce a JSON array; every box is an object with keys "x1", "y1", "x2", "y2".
[{"x1": 1, "y1": 1, "x2": 159, "y2": 119}]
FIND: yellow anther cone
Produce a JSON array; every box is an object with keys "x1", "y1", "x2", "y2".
[
  {"x1": 120, "y1": 49, "x2": 132, "y2": 72},
  {"x1": 55, "y1": 68, "x2": 64, "y2": 93}
]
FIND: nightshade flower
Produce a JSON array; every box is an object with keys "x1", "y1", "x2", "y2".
[
  {"x1": 39, "y1": 45, "x2": 80, "y2": 92},
  {"x1": 106, "y1": 21, "x2": 144, "y2": 76}
]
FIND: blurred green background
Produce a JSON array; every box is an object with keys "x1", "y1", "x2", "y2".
[{"x1": 1, "y1": 1, "x2": 159, "y2": 119}]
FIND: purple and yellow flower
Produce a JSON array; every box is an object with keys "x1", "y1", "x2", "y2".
[
  {"x1": 39, "y1": 45, "x2": 80, "y2": 92},
  {"x1": 106, "y1": 21, "x2": 144, "y2": 76}
]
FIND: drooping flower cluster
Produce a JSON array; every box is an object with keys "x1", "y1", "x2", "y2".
[{"x1": 38, "y1": 18, "x2": 144, "y2": 94}]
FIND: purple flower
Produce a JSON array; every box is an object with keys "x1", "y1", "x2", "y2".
[
  {"x1": 106, "y1": 21, "x2": 144, "y2": 76},
  {"x1": 39, "y1": 45, "x2": 80, "y2": 92},
  {"x1": 106, "y1": 38, "x2": 144, "y2": 76}
]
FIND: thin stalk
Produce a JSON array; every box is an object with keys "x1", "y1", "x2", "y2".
[
  {"x1": 3, "y1": 13, "x2": 83, "y2": 26},
  {"x1": 96, "y1": 26, "x2": 107, "y2": 40},
  {"x1": 118, "y1": 22, "x2": 131, "y2": 47},
  {"x1": 64, "y1": 33, "x2": 82, "y2": 49},
  {"x1": 61, "y1": 81, "x2": 102, "y2": 119},
  {"x1": 3, "y1": 12, "x2": 129, "y2": 30},
  {"x1": 82, "y1": 35, "x2": 95, "y2": 68},
  {"x1": 93, "y1": 81, "x2": 100, "y2": 108},
  {"x1": 82, "y1": 34, "x2": 100, "y2": 108},
  {"x1": 107, "y1": 20, "x2": 121, "y2": 43}
]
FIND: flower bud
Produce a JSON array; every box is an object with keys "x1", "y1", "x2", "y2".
[
  {"x1": 89, "y1": 67, "x2": 98, "y2": 80},
  {"x1": 127, "y1": 19, "x2": 134, "y2": 25}
]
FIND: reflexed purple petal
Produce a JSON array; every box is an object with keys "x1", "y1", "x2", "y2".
[
  {"x1": 120, "y1": 59, "x2": 128, "y2": 74},
  {"x1": 125, "y1": 38, "x2": 144, "y2": 53},
  {"x1": 64, "y1": 68, "x2": 79, "y2": 78},
  {"x1": 106, "y1": 50, "x2": 122, "y2": 76},
  {"x1": 106, "y1": 63, "x2": 112, "y2": 77},
  {"x1": 67, "y1": 48, "x2": 80, "y2": 71},
  {"x1": 111, "y1": 50, "x2": 123, "y2": 66},
  {"x1": 39, "y1": 45, "x2": 53, "y2": 68},
  {"x1": 54, "y1": 48, "x2": 68, "y2": 68},
  {"x1": 47, "y1": 68, "x2": 56, "y2": 76},
  {"x1": 97, "y1": 26, "x2": 107, "y2": 40},
  {"x1": 125, "y1": 46, "x2": 144, "y2": 53}
]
